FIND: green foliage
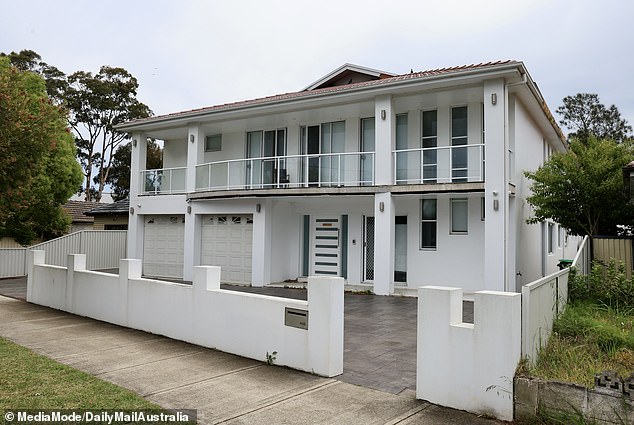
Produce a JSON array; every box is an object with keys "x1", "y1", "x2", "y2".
[
  {"x1": 525, "y1": 138, "x2": 634, "y2": 236},
  {"x1": 0, "y1": 57, "x2": 82, "y2": 244},
  {"x1": 63, "y1": 66, "x2": 152, "y2": 201},
  {"x1": 557, "y1": 93, "x2": 632, "y2": 143},
  {"x1": 2, "y1": 49, "x2": 153, "y2": 202},
  {"x1": 0, "y1": 337, "x2": 167, "y2": 410},
  {"x1": 530, "y1": 303, "x2": 634, "y2": 387},
  {"x1": 265, "y1": 351, "x2": 277, "y2": 366},
  {"x1": 0, "y1": 49, "x2": 67, "y2": 102},
  {"x1": 569, "y1": 260, "x2": 634, "y2": 312},
  {"x1": 106, "y1": 140, "x2": 162, "y2": 201}
]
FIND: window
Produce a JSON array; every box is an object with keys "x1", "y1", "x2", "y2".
[
  {"x1": 480, "y1": 196, "x2": 485, "y2": 221},
  {"x1": 547, "y1": 222, "x2": 554, "y2": 254},
  {"x1": 360, "y1": 118, "x2": 375, "y2": 185},
  {"x1": 420, "y1": 199, "x2": 437, "y2": 249},
  {"x1": 422, "y1": 110, "x2": 437, "y2": 182},
  {"x1": 558, "y1": 225, "x2": 563, "y2": 248},
  {"x1": 301, "y1": 122, "x2": 344, "y2": 186},
  {"x1": 451, "y1": 198, "x2": 468, "y2": 234},
  {"x1": 395, "y1": 114, "x2": 408, "y2": 183},
  {"x1": 246, "y1": 129, "x2": 287, "y2": 187},
  {"x1": 451, "y1": 106, "x2": 468, "y2": 181},
  {"x1": 205, "y1": 134, "x2": 222, "y2": 152}
]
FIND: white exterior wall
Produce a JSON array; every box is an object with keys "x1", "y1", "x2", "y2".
[
  {"x1": 203, "y1": 131, "x2": 245, "y2": 163},
  {"x1": 269, "y1": 201, "x2": 301, "y2": 283},
  {"x1": 396, "y1": 196, "x2": 485, "y2": 291},
  {"x1": 162, "y1": 140, "x2": 187, "y2": 168},
  {"x1": 512, "y1": 98, "x2": 566, "y2": 286}
]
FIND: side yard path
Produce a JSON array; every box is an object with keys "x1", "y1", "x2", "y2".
[{"x1": 0, "y1": 295, "x2": 497, "y2": 424}]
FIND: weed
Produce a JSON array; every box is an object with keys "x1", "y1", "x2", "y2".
[{"x1": 265, "y1": 351, "x2": 277, "y2": 366}]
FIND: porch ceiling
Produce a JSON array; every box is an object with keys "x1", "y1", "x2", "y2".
[{"x1": 187, "y1": 182, "x2": 484, "y2": 201}]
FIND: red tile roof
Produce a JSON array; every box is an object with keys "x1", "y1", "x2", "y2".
[
  {"x1": 120, "y1": 61, "x2": 518, "y2": 127},
  {"x1": 63, "y1": 200, "x2": 102, "y2": 223}
]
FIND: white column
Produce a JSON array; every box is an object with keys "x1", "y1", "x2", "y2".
[
  {"x1": 66, "y1": 254, "x2": 86, "y2": 312},
  {"x1": 483, "y1": 79, "x2": 507, "y2": 291},
  {"x1": 183, "y1": 126, "x2": 205, "y2": 281},
  {"x1": 374, "y1": 95, "x2": 394, "y2": 185},
  {"x1": 182, "y1": 212, "x2": 201, "y2": 282},
  {"x1": 373, "y1": 192, "x2": 394, "y2": 295},
  {"x1": 26, "y1": 249, "x2": 46, "y2": 302},
  {"x1": 252, "y1": 200, "x2": 272, "y2": 287},
  {"x1": 127, "y1": 133, "x2": 146, "y2": 260},
  {"x1": 119, "y1": 258, "x2": 141, "y2": 325},
  {"x1": 186, "y1": 126, "x2": 204, "y2": 193},
  {"x1": 308, "y1": 276, "x2": 344, "y2": 377}
]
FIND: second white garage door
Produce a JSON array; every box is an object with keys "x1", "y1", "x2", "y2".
[{"x1": 201, "y1": 215, "x2": 253, "y2": 284}]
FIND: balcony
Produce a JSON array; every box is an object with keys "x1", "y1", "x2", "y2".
[
  {"x1": 139, "y1": 145, "x2": 485, "y2": 196},
  {"x1": 140, "y1": 167, "x2": 186, "y2": 195},
  {"x1": 195, "y1": 152, "x2": 374, "y2": 191},
  {"x1": 393, "y1": 144, "x2": 485, "y2": 184}
]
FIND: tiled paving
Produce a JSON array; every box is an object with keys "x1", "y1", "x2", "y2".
[{"x1": 0, "y1": 276, "x2": 473, "y2": 395}]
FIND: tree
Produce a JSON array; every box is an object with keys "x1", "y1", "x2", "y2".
[
  {"x1": 0, "y1": 57, "x2": 82, "y2": 244},
  {"x1": 0, "y1": 49, "x2": 67, "y2": 102},
  {"x1": 525, "y1": 137, "x2": 634, "y2": 236},
  {"x1": 556, "y1": 93, "x2": 632, "y2": 143},
  {"x1": 63, "y1": 66, "x2": 152, "y2": 201},
  {"x1": 106, "y1": 139, "x2": 163, "y2": 201}
]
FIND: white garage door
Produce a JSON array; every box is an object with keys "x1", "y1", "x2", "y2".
[
  {"x1": 201, "y1": 215, "x2": 253, "y2": 284},
  {"x1": 143, "y1": 215, "x2": 185, "y2": 278}
]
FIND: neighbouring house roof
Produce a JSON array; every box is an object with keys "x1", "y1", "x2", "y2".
[
  {"x1": 63, "y1": 200, "x2": 102, "y2": 223},
  {"x1": 302, "y1": 63, "x2": 397, "y2": 91},
  {"x1": 84, "y1": 199, "x2": 129, "y2": 216},
  {"x1": 115, "y1": 60, "x2": 565, "y2": 145}
]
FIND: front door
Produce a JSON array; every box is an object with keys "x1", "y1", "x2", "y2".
[{"x1": 310, "y1": 217, "x2": 341, "y2": 276}]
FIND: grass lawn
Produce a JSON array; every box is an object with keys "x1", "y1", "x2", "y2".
[
  {"x1": 526, "y1": 301, "x2": 634, "y2": 387},
  {"x1": 0, "y1": 336, "x2": 168, "y2": 412}
]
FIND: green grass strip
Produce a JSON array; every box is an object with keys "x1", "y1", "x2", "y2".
[{"x1": 0, "y1": 336, "x2": 164, "y2": 411}]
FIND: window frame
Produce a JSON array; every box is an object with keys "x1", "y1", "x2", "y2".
[
  {"x1": 420, "y1": 198, "x2": 437, "y2": 250},
  {"x1": 450, "y1": 198, "x2": 469, "y2": 235},
  {"x1": 451, "y1": 105, "x2": 469, "y2": 182},
  {"x1": 547, "y1": 222, "x2": 554, "y2": 255},
  {"x1": 421, "y1": 109, "x2": 438, "y2": 183},
  {"x1": 205, "y1": 134, "x2": 222, "y2": 152}
]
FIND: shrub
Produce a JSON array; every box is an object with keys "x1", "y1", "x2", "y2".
[{"x1": 569, "y1": 259, "x2": 634, "y2": 310}]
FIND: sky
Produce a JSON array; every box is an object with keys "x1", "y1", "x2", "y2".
[{"x1": 2, "y1": 0, "x2": 633, "y2": 133}]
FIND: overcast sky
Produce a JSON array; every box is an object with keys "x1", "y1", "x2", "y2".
[{"x1": 2, "y1": 0, "x2": 633, "y2": 133}]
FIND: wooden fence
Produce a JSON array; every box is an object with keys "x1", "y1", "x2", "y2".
[{"x1": 592, "y1": 237, "x2": 633, "y2": 278}]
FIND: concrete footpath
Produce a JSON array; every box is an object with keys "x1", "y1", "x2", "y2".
[{"x1": 0, "y1": 296, "x2": 501, "y2": 424}]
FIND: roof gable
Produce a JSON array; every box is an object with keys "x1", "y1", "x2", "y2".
[{"x1": 303, "y1": 63, "x2": 396, "y2": 91}]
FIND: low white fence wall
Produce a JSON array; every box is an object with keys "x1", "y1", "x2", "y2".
[
  {"x1": 521, "y1": 235, "x2": 590, "y2": 364},
  {"x1": 0, "y1": 231, "x2": 126, "y2": 278},
  {"x1": 417, "y1": 286, "x2": 521, "y2": 421},
  {"x1": 27, "y1": 250, "x2": 343, "y2": 377}
]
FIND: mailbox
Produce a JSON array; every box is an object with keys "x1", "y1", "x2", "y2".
[{"x1": 284, "y1": 307, "x2": 308, "y2": 330}]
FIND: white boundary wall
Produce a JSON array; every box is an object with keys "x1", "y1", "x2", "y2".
[
  {"x1": 521, "y1": 235, "x2": 590, "y2": 364},
  {"x1": 417, "y1": 286, "x2": 521, "y2": 421},
  {"x1": 0, "y1": 231, "x2": 127, "y2": 278},
  {"x1": 27, "y1": 250, "x2": 343, "y2": 377}
]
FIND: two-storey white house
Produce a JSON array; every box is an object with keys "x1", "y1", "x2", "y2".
[{"x1": 117, "y1": 61, "x2": 575, "y2": 295}]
